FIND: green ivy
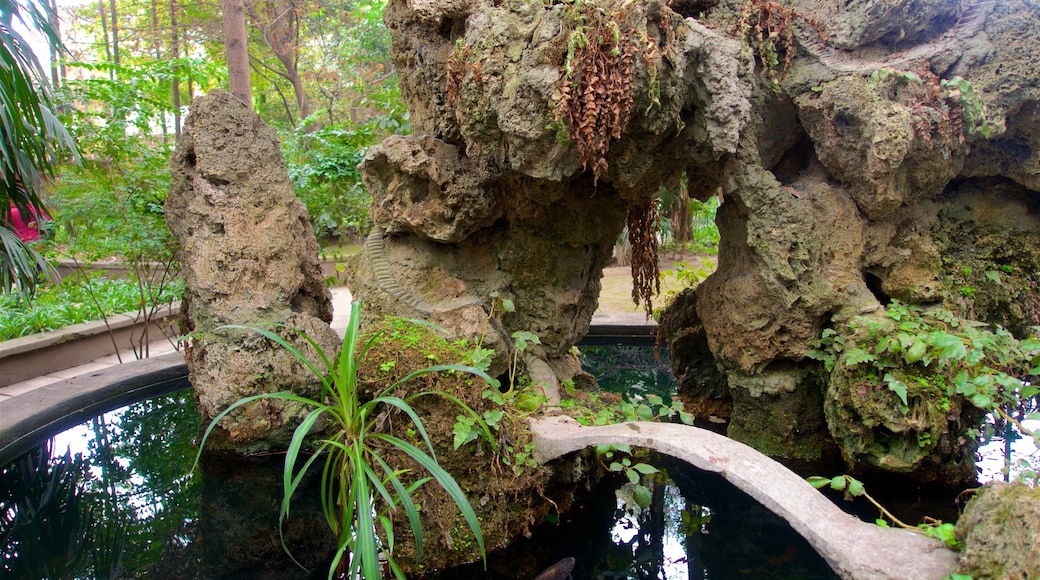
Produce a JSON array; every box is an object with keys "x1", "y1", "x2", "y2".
[{"x1": 808, "y1": 301, "x2": 1040, "y2": 465}]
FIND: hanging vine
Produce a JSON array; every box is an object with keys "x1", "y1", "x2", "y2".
[
  {"x1": 554, "y1": 1, "x2": 639, "y2": 184},
  {"x1": 732, "y1": 0, "x2": 823, "y2": 88},
  {"x1": 628, "y1": 202, "x2": 661, "y2": 318}
]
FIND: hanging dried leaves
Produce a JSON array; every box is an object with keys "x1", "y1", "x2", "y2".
[
  {"x1": 446, "y1": 40, "x2": 471, "y2": 105},
  {"x1": 555, "y1": 4, "x2": 637, "y2": 184},
  {"x1": 732, "y1": 0, "x2": 823, "y2": 86},
  {"x1": 628, "y1": 202, "x2": 660, "y2": 319}
]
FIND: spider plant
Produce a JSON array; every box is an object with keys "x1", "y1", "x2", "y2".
[{"x1": 193, "y1": 301, "x2": 495, "y2": 579}]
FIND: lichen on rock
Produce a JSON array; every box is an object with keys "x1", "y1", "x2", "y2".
[{"x1": 955, "y1": 482, "x2": 1040, "y2": 579}]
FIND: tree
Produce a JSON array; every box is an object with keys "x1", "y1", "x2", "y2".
[
  {"x1": 0, "y1": 0, "x2": 77, "y2": 296},
  {"x1": 246, "y1": 0, "x2": 311, "y2": 123},
  {"x1": 221, "y1": 0, "x2": 251, "y2": 107}
]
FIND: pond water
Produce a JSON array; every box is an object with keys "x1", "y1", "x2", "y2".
[
  {"x1": 1, "y1": 382, "x2": 838, "y2": 579},
  {"x1": 1, "y1": 347, "x2": 1034, "y2": 579}
]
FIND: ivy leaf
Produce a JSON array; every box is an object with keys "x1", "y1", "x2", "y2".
[
  {"x1": 627, "y1": 469, "x2": 641, "y2": 485},
  {"x1": 633, "y1": 484, "x2": 652, "y2": 508},
  {"x1": 632, "y1": 463, "x2": 659, "y2": 475},
  {"x1": 884, "y1": 373, "x2": 910, "y2": 406},
  {"x1": 931, "y1": 333, "x2": 966, "y2": 363},
  {"x1": 844, "y1": 348, "x2": 877, "y2": 367},
  {"x1": 985, "y1": 270, "x2": 1001, "y2": 285},
  {"x1": 846, "y1": 476, "x2": 866, "y2": 497},
  {"x1": 806, "y1": 476, "x2": 831, "y2": 489},
  {"x1": 904, "y1": 339, "x2": 927, "y2": 364}
]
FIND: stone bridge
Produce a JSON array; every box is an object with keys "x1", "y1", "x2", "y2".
[{"x1": 530, "y1": 415, "x2": 958, "y2": 580}]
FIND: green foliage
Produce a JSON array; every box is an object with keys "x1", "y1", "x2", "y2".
[
  {"x1": 808, "y1": 474, "x2": 963, "y2": 550},
  {"x1": 0, "y1": 273, "x2": 183, "y2": 340},
  {"x1": 50, "y1": 58, "x2": 222, "y2": 262},
  {"x1": 808, "y1": 301, "x2": 1040, "y2": 473},
  {"x1": 0, "y1": 442, "x2": 127, "y2": 578},
  {"x1": 941, "y1": 76, "x2": 992, "y2": 139},
  {"x1": 0, "y1": 0, "x2": 77, "y2": 296},
  {"x1": 284, "y1": 90, "x2": 409, "y2": 242},
  {"x1": 561, "y1": 389, "x2": 694, "y2": 429},
  {"x1": 285, "y1": 125, "x2": 371, "y2": 241},
  {"x1": 193, "y1": 302, "x2": 495, "y2": 579},
  {"x1": 598, "y1": 443, "x2": 660, "y2": 512}
]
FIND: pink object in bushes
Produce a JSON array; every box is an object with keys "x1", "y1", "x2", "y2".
[{"x1": 5, "y1": 204, "x2": 49, "y2": 242}]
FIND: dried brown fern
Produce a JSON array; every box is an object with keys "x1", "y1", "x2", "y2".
[
  {"x1": 628, "y1": 202, "x2": 661, "y2": 318},
  {"x1": 733, "y1": 0, "x2": 823, "y2": 85},
  {"x1": 555, "y1": 4, "x2": 638, "y2": 184},
  {"x1": 446, "y1": 41, "x2": 471, "y2": 105}
]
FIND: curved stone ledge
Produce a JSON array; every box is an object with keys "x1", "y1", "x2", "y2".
[
  {"x1": 0, "y1": 352, "x2": 188, "y2": 464},
  {"x1": 530, "y1": 415, "x2": 958, "y2": 580}
]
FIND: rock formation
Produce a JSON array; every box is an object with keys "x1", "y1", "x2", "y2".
[
  {"x1": 166, "y1": 90, "x2": 341, "y2": 453},
  {"x1": 357, "y1": 0, "x2": 750, "y2": 397},
  {"x1": 660, "y1": 0, "x2": 1040, "y2": 482},
  {"x1": 359, "y1": 0, "x2": 1039, "y2": 480},
  {"x1": 954, "y1": 482, "x2": 1040, "y2": 578}
]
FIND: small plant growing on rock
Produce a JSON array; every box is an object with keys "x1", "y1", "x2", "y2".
[
  {"x1": 809, "y1": 300, "x2": 1040, "y2": 475},
  {"x1": 193, "y1": 302, "x2": 496, "y2": 579},
  {"x1": 807, "y1": 474, "x2": 962, "y2": 550},
  {"x1": 731, "y1": 0, "x2": 823, "y2": 88},
  {"x1": 553, "y1": 0, "x2": 648, "y2": 184}
]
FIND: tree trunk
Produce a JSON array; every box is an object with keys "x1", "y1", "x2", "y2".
[
  {"x1": 98, "y1": 0, "x2": 112, "y2": 72},
  {"x1": 246, "y1": 0, "x2": 312, "y2": 124},
  {"x1": 108, "y1": 0, "x2": 119, "y2": 68},
  {"x1": 47, "y1": 0, "x2": 61, "y2": 86},
  {"x1": 169, "y1": 0, "x2": 181, "y2": 136},
  {"x1": 150, "y1": 0, "x2": 168, "y2": 138},
  {"x1": 221, "y1": 0, "x2": 252, "y2": 107}
]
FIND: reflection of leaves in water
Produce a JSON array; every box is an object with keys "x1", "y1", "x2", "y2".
[
  {"x1": 580, "y1": 345, "x2": 678, "y2": 399},
  {"x1": 83, "y1": 390, "x2": 202, "y2": 573},
  {"x1": 0, "y1": 441, "x2": 127, "y2": 578},
  {"x1": 0, "y1": 389, "x2": 202, "y2": 577}
]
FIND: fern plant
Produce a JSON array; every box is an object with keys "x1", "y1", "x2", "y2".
[{"x1": 193, "y1": 301, "x2": 495, "y2": 579}]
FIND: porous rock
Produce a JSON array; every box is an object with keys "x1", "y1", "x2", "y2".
[
  {"x1": 166, "y1": 90, "x2": 341, "y2": 453},
  {"x1": 955, "y1": 482, "x2": 1040, "y2": 579}
]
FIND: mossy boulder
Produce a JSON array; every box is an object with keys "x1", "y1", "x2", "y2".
[
  {"x1": 824, "y1": 356, "x2": 977, "y2": 482},
  {"x1": 955, "y1": 482, "x2": 1040, "y2": 579}
]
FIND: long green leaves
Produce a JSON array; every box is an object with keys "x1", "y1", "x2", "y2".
[
  {"x1": 192, "y1": 301, "x2": 493, "y2": 579},
  {"x1": 0, "y1": 0, "x2": 77, "y2": 296}
]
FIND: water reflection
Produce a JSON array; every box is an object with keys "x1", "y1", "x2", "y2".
[
  {"x1": 1, "y1": 365, "x2": 1035, "y2": 578},
  {"x1": 580, "y1": 345, "x2": 677, "y2": 400}
]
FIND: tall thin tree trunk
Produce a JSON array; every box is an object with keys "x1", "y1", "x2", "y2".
[
  {"x1": 151, "y1": 0, "x2": 168, "y2": 139},
  {"x1": 169, "y1": 0, "x2": 181, "y2": 136},
  {"x1": 108, "y1": 0, "x2": 119, "y2": 68},
  {"x1": 98, "y1": 0, "x2": 112, "y2": 74},
  {"x1": 221, "y1": 0, "x2": 251, "y2": 107},
  {"x1": 47, "y1": 0, "x2": 60, "y2": 86}
]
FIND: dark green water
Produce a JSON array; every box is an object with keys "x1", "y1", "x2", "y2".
[{"x1": 1, "y1": 381, "x2": 837, "y2": 579}]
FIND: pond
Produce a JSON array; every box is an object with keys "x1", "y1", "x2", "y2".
[
  {"x1": 1, "y1": 383, "x2": 839, "y2": 579},
  {"x1": 2, "y1": 346, "x2": 1033, "y2": 579}
]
